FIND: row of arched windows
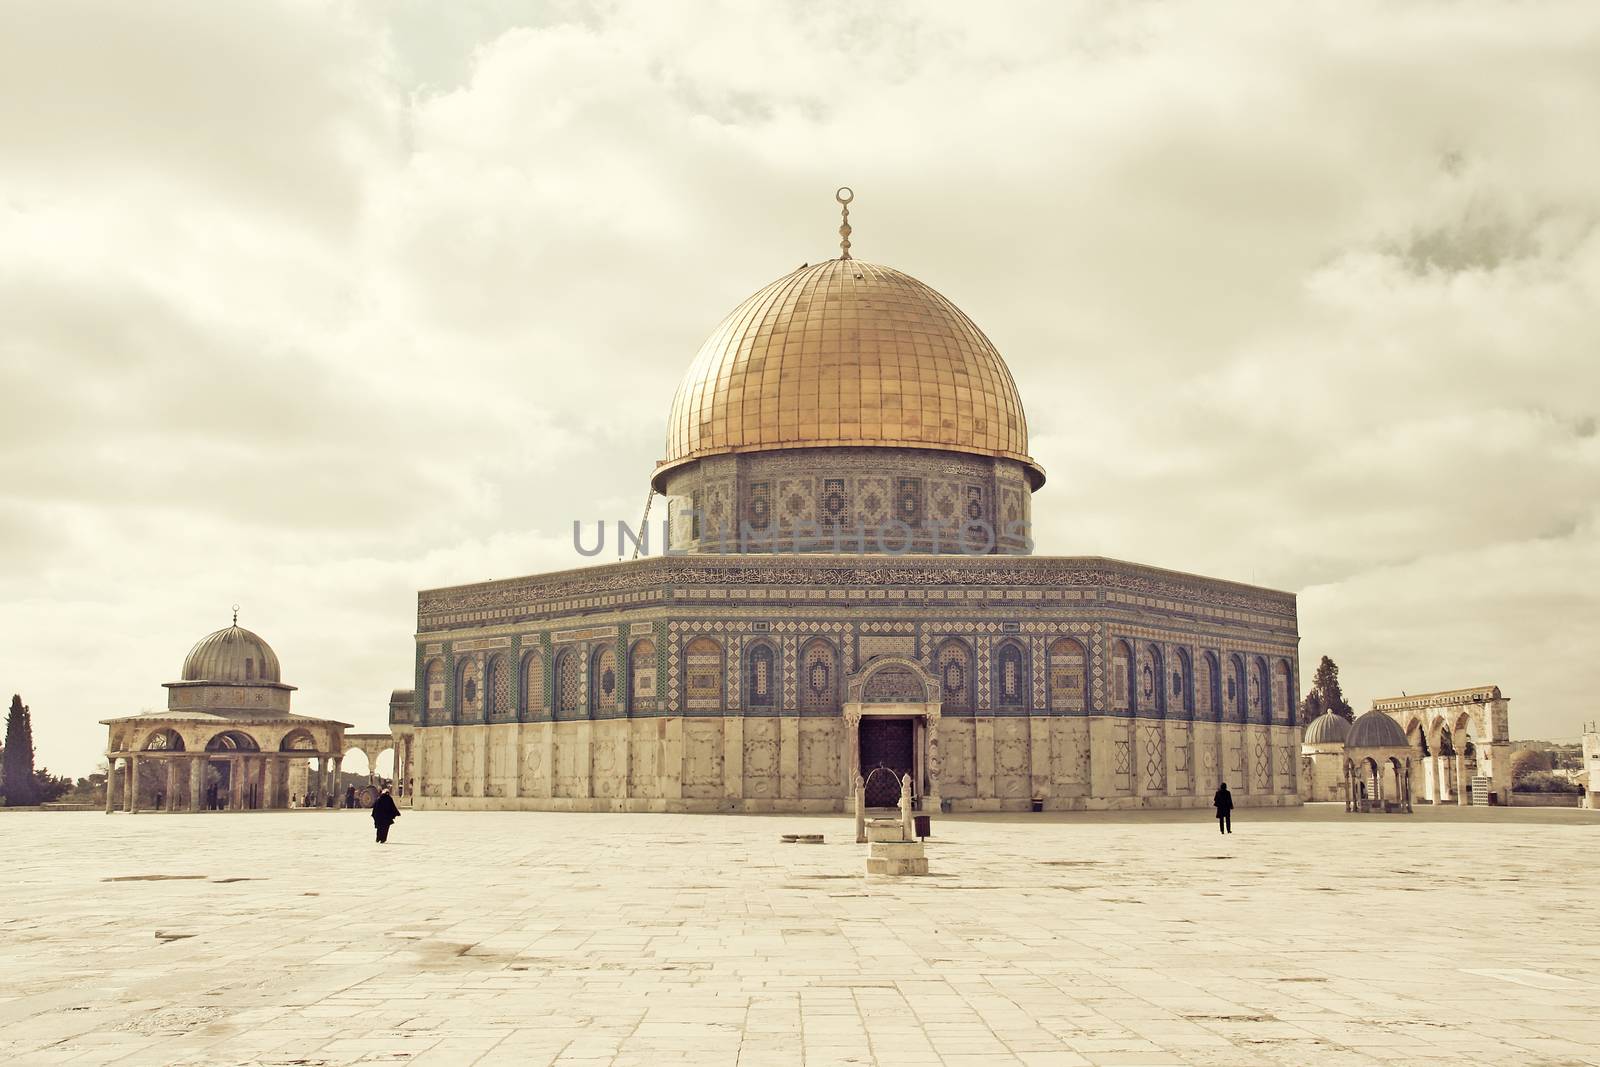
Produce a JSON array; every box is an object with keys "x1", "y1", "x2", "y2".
[
  {"x1": 421, "y1": 638, "x2": 660, "y2": 723},
  {"x1": 1108, "y1": 641, "x2": 1294, "y2": 724},
  {"x1": 421, "y1": 636, "x2": 1293, "y2": 722}
]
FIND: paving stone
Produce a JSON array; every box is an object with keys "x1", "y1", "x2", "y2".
[{"x1": 0, "y1": 806, "x2": 1596, "y2": 1065}]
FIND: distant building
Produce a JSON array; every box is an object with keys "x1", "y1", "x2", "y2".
[
  {"x1": 101, "y1": 617, "x2": 351, "y2": 812},
  {"x1": 1581, "y1": 728, "x2": 1600, "y2": 810},
  {"x1": 1371, "y1": 686, "x2": 1512, "y2": 805}
]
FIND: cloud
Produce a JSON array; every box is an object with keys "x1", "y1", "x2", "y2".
[{"x1": 2, "y1": 0, "x2": 1598, "y2": 774}]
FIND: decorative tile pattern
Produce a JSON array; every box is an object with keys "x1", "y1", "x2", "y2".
[
  {"x1": 995, "y1": 640, "x2": 1026, "y2": 708},
  {"x1": 521, "y1": 651, "x2": 543, "y2": 714},
  {"x1": 457, "y1": 658, "x2": 483, "y2": 720},
  {"x1": 895, "y1": 477, "x2": 923, "y2": 525},
  {"x1": 935, "y1": 638, "x2": 973, "y2": 712},
  {"x1": 556, "y1": 649, "x2": 581, "y2": 715},
  {"x1": 745, "y1": 641, "x2": 776, "y2": 707},
  {"x1": 685, "y1": 637, "x2": 723, "y2": 711},
  {"x1": 861, "y1": 665, "x2": 924, "y2": 703},
  {"x1": 629, "y1": 638, "x2": 656, "y2": 711},
  {"x1": 976, "y1": 636, "x2": 992, "y2": 708},
  {"x1": 1048, "y1": 637, "x2": 1088, "y2": 712},
  {"x1": 859, "y1": 634, "x2": 914, "y2": 662},
  {"x1": 799, "y1": 638, "x2": 839, "y2": 714},
  {"x1": 592, "y1": 647, "x2": 618, "y2": 714},
  {"x1": 489, "y1": 655, "x2": 513, "y2": 719},
  {"x1": 820, "y1": 478, "x2": 849, "y2": 528},
  {"x1": 1111, "y1": 641, "x2": 1132, "y2": 713}
]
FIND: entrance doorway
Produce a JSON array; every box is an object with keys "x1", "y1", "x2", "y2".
[{"x1": 859, "y1": 717, "x2": 914, "y2": 806}]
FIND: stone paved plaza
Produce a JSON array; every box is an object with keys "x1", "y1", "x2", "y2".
[{"x1": 3, "y1": 807, "x2": 1598, "y2": 1067}]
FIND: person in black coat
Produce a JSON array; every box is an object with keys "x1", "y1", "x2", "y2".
[
  {"x1": 371, "y1": 787, "x2": 400, "y2": 844},
  {"x1": 1213, "y1": 781, "x2": 1233, "y2": 834}
]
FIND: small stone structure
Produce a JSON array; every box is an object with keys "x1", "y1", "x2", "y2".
[
  {"x1": 1299, "y1": 710, "x2": 1351, "y2": 802},
  {"x1": 1343, "y1": 710, "x2": 1413, "y2": 814},
  {"x1": 859, "y1": 771, "x2": 928, "y2": 876},
  {"x1": 101, "y1": 616, "x2": 351, "y2": 812}
]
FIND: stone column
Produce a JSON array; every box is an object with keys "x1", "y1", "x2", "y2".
[
  {"x1": 163, "y1": 759, "x2": 179, "y2": 811},
  {"x1": 128, "y1": 755, "x2": 140, "y2": 813},
  {"x1": 1455, "y1": 747, "x2": 1469, "y2": 806},
  {"x1": 190, "y1": 757, "x2": 205, "y2": 812},
  {"x1": 408, "y1": 735, "x2": 421, "y2": 803},
  {"x1": 924, "y1": 708, "x2": 943, "y2": 814},
  {"x1": 332, "y1": 756, "x2": 343, "y2": 805},
  {"x1": 842, "y1": 706, "x2": 863, "y2": 806},
  {"x1": 105, "y1": 757, "x2": 119, "y2": 814},
  {"x1": 263, "y1": 758, "x2": 278, "y2": 810}
]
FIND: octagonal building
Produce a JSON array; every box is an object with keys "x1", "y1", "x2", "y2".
[{"x1": 392, "y1": 209, "x2": 1302, "y2": 812}]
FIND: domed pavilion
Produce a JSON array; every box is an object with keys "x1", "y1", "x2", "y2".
[
  {"x1": 391, "y1": 192, "x2": 1303, "y2": 813},
  {"x1": 102, "y1": 614, "x2": 351, "y2": 812},
  {"x1": 1343, "y1": 709, "x2": 1414, "y2": 813}
]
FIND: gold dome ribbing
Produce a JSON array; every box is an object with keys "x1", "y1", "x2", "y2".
[{"x1": 654, "y1": 259, "x2": 1042, "y2": 491}]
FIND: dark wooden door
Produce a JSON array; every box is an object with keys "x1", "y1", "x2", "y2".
[{"x1": 859, "y1": 718, "x2": 914, "y2": 806}]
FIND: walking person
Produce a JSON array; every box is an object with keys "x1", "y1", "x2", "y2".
[
  {"x1": 1213, "y1": 781, "x2": 1233, "y2": 834},
  {"x1": 371, "y1": 787, "x2": 400, "y2": 844}
]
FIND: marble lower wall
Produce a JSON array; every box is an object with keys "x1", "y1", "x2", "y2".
[{"x1": 410, "y1": 718, "x2": 1300, "y2": 812}]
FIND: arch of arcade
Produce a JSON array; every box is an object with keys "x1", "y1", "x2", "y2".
[{"x1": 1376, "y1": 686, "x2": 1512, "y2": 805}]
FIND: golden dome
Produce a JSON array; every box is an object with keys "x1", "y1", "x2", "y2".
[{"x1": 654, "y1": 258, "x2": 1043, "y2": 491}]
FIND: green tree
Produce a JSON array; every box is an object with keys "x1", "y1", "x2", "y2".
[
  {"x1": 1, "y1": 695, "x2": 40, "y2": 806},
  {"x1": 1510, "y1": 748, "x2": 1552, "y2": 782},
  {"x1": 32, "y1": 768, "x2": 70, "y2": 804},
  {"x1": 1297, "y1": 655, "x2": 1354, "y2": 725}
]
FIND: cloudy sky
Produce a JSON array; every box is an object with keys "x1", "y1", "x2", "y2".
[{"x1": 3, "y1": 0, "x2": 1597, "y2": 776}]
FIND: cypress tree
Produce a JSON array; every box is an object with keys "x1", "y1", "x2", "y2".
[
  {"x1": 1, "y1": 695, "x2": 40, "y2": 807},
  {"x1": 1297, "y1": 656, "x2": 1354, "y2": 725}
]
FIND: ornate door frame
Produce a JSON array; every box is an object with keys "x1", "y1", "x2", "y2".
[{"x1": 842, "y1": 656, "x2": 943, "y2": 812}]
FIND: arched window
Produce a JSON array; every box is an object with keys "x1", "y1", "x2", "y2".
[
  {"x1": 486, "y1": 655, "x2": 510, "y2": 719},
  {"x1": 1222, "y1": 655, "x2": 1248, "y2": 723},
  {"x1": 521, "y1": 650, "x2": 544, "y2": 716},
  {"x1": 423, "y1": 660, "x2": 445, "y2": 722},
  {"x1": 799, "y1": 638, "x2": 839, "y2": 714},
  {"x1": 1272, "y1": 660, "x2": 1293, "y2": 723},
  {"x1": 590, "y1": 646, "x2": 618, "y2": 714},
  {"x1": 280, "y1": 729, "x2": 317, "y2": 752},
  {"x1": 1196, "y1": 652, "x2": 1218, "y2": 721},
  {"x1": 936, "y1": 638, "x2": 973, "y2": 713},
  {"x1": 746, "y1": 641, "x2": 776, "y2": 708},
  {"x1": 1137, "y1": 643, "x2": 1164, "y2": 717},
  {"x1": 206, "y1": 730, "x2": 260, "y2": 752},
  {"x1": 629, "y1": 639, "x2": 657, "y2": 712},
  {"x1": 555, "y1": 649, "x2": 581, "y2": 717},
  {"x1": 1111, "y1": 641, "x2": 1133, "y2": 712},
  {"x1": 142, "y1": 728, "x2": 185, "y2": 752},
  {"x1": 456, "y1": 658, "x2": 482, "y2": 721},
  {"x1": 995, "y1": 640, "x2": 1026, "y2": 709},
  {"x1": 1173, "y1": 648, "x2": 1193, "y2": 718},
  {"x1": 1047, "y1": 637, "x2": 1087, "y2": 712},
  {"x1": 1251, "y1": 657, "x2": 1270, "y2": 724},
  {"x1": 684, "y1": 637, "x2": 723, "y2": 710}
]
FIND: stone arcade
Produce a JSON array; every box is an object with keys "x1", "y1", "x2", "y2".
[{"x1": 392, "y1": 203, "x2": 1303, "y2": 813}]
